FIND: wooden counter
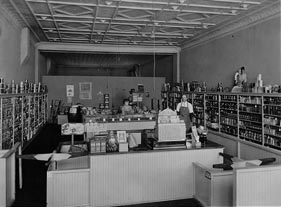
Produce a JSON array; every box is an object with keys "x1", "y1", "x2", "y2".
[{"x1": 47, "y1": 142, "x2": 223, "y2": 207}]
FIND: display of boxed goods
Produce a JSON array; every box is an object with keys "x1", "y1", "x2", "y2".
[
  {"x1": 156, "y1": 108, "x2": 186, "y2": 142},
  {"x1": 104, "y1": 94, "x2": 109, "y2": 109},
  {"x1": 85, "y1": 121, "x2": 107, "y2": 139},
  {"x1": 89, "y1": 135, "x2": 107, "y2": 153}
]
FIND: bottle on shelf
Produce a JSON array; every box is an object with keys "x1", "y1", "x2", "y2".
[
  {"x1": 217, "y1": 82, "x2": 224, "y2": 92},
  {"x1": 202, "y1": 82, "x2": 207, "y2": 92}
]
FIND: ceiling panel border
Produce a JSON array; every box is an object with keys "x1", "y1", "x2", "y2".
[
  {"x1": 35, "y1": 42, "x2": 181, "y2": 53},
  {"x1": 181, "y1": 1, "x2": 280, "y2": 50}
]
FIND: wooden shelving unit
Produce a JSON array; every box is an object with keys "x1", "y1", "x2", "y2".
[
  {"x1": 183, "y1": 92, "x2": 281, "y2": 152},
  {"x1": 0, "y1": 93, "x2": 48, "y2": 150}
]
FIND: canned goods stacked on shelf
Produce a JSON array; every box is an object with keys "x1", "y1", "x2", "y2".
[
  {"x1": 0, "y1": 78, "x2": 47, "y2": 94},
  {"x1": 13, "y1": 96, "x2": 23, "y2": 144},
  {"x1": 1, "y1": 97, "x2": 13, "y2": 149},
  {"x1": 0, "y1": 79, "x2": 48, "y2": 150},
  {"x1": 22, "y1": 96, "x2": 29, "y2": 144}
]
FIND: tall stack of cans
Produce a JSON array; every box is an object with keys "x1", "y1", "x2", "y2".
[
  {"x1": 0, "y1": 78, "x2": 5, "y2": 94},
  {"x1": 104, "y1": 94, "x2": 109, "y2": 109},
  {"x1": 99, "y1": 94, "x2": 110, "y2": 110}
]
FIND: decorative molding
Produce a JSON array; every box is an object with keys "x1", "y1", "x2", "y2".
[
  {"x1": 0, "y1": 0, "x2": 40, "y2": 42},
  {"x1": 0, "y1": 0, "x2": 22, "y2": 30},
  {"x1": 181, "y1": 1, "x2": 281, "y2": 50},
  {"x1": 36, "y1": 41, "x2": 181, "y2": 54},
  {"x1": 20, "y1": 27, "x2": 30, "y2": 65}
]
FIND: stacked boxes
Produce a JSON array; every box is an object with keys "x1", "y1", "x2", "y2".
[
  {"x1": 89, "y1": 135, "x2": 107, "y2": 153},
  {"x1": 104, "y1": 94, "x2": 109, "y2": 109},
  {"x1": 99, "y1": 94, "x2": 110, "y2": 110}
]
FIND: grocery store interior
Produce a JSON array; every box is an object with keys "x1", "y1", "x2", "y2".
[{"x1": 0, "y1": 0, "x2": 280, "y2": 207}]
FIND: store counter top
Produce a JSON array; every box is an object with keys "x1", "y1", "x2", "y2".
[
  {"x1": 87, "y1": 140, "x2": 223, "y2": 156},
  {"x1": 48, "y1": 140, "x2": 224, "y2": 207}
]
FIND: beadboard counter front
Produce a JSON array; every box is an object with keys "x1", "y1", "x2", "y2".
[{"x1": 47, "y1": 143, "x2": 223, "y2": 207}]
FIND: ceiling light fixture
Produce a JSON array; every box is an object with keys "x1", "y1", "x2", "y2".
[
  {"x1": 41, "y1": 16, "x2": 47, "y2": 20},
  {"x1": 179, "y1": 0, "x2": 185, "y2": 4},
  {"x1": 105, "y1": 0, "x2": 113, "y2": 5},
  {"x1": 172, "y1": 6, "x2": 179, "y2": 10},
  {"x1": 231, "y1": 9, "x2": 237, "y2": 14},
  {"x1": 100, "y1": 19, "x2": 106, "y2": 23},
  {"x1": 241, "y1": 4, "x2": 248, "y2": 8},
  {"x1": 48, "y1": 29, "x2": 53, "y2": 32}
]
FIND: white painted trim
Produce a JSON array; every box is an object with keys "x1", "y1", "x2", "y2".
[
  {"x1": 35, "y1": 42, "x2": 180, "y2": 54},
  {"x1": 35, "y1": 47, "x2": 39, "y2": 83},
  {"x1": 177, "y1": 51, "x2": 180, "y2": 82}
]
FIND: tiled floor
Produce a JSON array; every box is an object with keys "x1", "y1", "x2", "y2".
[{"x1": 12, "y1": 124, "x2": 202, "y2": 207}]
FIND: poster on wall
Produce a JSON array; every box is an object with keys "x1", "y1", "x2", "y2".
[
  {"x1": 79, "y1": 82, "x2": 92, "y2": 100},
  {"x1": 66, "y1": 85, "x2": 74, "y2": 97}
]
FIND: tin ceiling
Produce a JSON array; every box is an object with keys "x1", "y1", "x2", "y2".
[{"x1": 6, "y1": 0, "x2": 278, "y2": 46}]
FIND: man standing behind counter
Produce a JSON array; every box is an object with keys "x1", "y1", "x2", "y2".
[{"x1": 176, "y1": 94, "x2": 194, "y2": 132}]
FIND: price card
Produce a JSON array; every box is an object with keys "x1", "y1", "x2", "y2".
[{"x1": 61, "y1": 123, "x2": 85, "y2": 135}]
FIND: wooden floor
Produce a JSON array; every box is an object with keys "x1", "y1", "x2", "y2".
[{"x1": 12, "y1": 124, "x2": 202, "y2": 207}]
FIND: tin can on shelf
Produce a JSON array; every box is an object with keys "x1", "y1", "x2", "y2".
[
  {"x1": 20, "y1": 81, "x2": 24, "y2": 93},
  {"x1": 15, "y1": 84, "x2": 19, "y2": 94},
  {"x1": 0, "y1": 78, "x2": 5, "y2": 94},
  {"x1": 24, "y1": 80, "x2": 29, "y2": 93},
  {"x1": 33, "y1": 83, "x2": 37, "y2": 93},
  {"x1": 11, "y1": 80, "x2": 15, "y2": 94}
]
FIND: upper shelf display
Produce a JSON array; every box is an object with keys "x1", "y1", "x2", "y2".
[
  {"x1": 161, "y1": 90, "x2": 281, "y2": 152},
  {"x1": 0, "y1": 93, "x2": 48, "y2": 150}
]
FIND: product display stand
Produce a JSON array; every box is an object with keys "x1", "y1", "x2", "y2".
[{"x1": 61, "y1": 123, "x2": 85, "y2": 153}]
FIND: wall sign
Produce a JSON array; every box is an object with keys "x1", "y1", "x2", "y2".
[
  {"x1": 66, "y1": 85, "x2": 74, "y2": 97},
  {"x1": 79, "y1": 82, "x2": 92, "y2": 100}
]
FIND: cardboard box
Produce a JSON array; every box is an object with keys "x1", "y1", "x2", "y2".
[
  {"x1": 57, "y1": 115, "x2": 68, "y2": 125},
  {"x1": 119, "y1": 142, "x2": 128, "y2": 152}
]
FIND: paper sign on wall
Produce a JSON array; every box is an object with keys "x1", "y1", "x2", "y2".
[
  {"x1": 66, "y1": 85, "x2": 74, "y2": 97},
  {"x1": 79, "y1": 82, "x2": 92, "y2": 100}
]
